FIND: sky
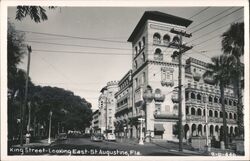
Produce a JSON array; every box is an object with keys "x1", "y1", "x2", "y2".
[{"x1": 7, "y1": 6, "x2": 244, "y2": 110}]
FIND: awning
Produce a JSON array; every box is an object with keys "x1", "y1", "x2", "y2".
[{"x1": 154, "y1": 124, "x2": 165, "y2": 131}]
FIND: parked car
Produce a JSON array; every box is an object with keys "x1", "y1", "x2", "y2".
[
  {"x1": 57, "y1": 133, "x2": 67, "y2": 140},
  {"x1": 105, "y1": 133, "x2": 116, "y2": 141},
  {"x1": 91, "y1": 133, "x2": 103, "y2": 142}
]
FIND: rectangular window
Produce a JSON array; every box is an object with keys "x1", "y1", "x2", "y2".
[{"x1": 165, "y1": 105, "x2": 170, "y2": 113}]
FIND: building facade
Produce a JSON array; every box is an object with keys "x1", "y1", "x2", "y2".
[
  {"x1": 113, "y1": 11, "x2": 238, "y2": 143},
  {"x1": 91, "y1": 109, "x2": 100, "y2": 133},
  {"x1": 98, "y1": 81, "x2": 119, "y2": 133},
  {"x1": 114, "y1": 70, "x2": 133, "y2": 137}
]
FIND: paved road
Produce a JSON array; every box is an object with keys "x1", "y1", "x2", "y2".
[{"x1": 49, "y1": 137, "x2": 205, "y2": 156}]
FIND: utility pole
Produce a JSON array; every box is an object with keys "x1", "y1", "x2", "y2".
[
  {"x1": 20, "y1": 45, "x2": 32, "y2": 146},
  {"x1": 48, "y1": 110, "x2": 53, "y2": 144},
  {"x1": 170, "y1": 28, "x2": 192, "y2": 152}
]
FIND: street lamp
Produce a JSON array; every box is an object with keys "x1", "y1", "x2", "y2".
[
  {"x1": 138, "y1": 118, "x2": 145, "y2": 145},
  {"x1": 142, "y1": 86, "x2": 154, "y2": 142},
  {"x1": 48, "y1": 110, "x2": 53, "y2": 144}
]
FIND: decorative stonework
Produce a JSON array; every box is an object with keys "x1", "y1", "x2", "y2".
[
  {"x1": 161, "y1": 67, "x2": 174, "y2": 87},
  {"x1": 193, "y1": 72, "x2": 201, "y2": 81},
  {"x1": 154, "y1": 88, "x2": 165, "y2": 102}
]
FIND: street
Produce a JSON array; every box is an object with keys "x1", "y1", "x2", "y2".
[{"x1": 9, "y1": 137, "x2": 207, "y2": 156}]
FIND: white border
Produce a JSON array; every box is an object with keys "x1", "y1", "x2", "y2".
[{"x1": 1, "y1": 0, "x2": 249, "y2": 161}]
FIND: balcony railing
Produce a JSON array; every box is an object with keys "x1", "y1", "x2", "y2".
[
  {"x1": 134, "y1": 86, "x2": 143, "y2": 103},
  {"x1": 153, "y1": 39, "x2": 161, "y2": 44},
  {"x1": 186, "y1": 115, "x2": 205, "y2": 122},
  {"x1": 171, "y1": 93, "x2": 179, "y2": 103}
]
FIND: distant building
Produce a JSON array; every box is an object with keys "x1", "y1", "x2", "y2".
[
  {"x1": 114, "y1": 70, "x2": 133, "y2": 137},
  {"x1": 113, "y1": 11, "x2": 238, "y2": 143},
  {"x1": 98, "y1": 81, "x2": 119, "y2": 133},
  {"x1": 91, "y1": 109, "x2": 100, "y2": 133}
]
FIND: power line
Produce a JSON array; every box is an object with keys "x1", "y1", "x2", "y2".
[
  {"x1": 188, "y1": 7, "x2": 233, "y2": 31},
  {"x1": 17, "y1": 30, "x2": 128, "y2": 44},
  {"x1": 187, "y1": 16, "x2": 243, "y2": 44},
  {"x1": 192, "y1": 7, "x2": 243, "y2": 34},
  {"x1": 188, "y1": 7, "x2": 210, "y2": 19},
  {"x1": 26, "y1": 40, "x2": 132, "y2": 51}
]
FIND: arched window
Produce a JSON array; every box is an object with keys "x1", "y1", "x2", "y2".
[
  {"x1": 229, "y1": 113, "x2": 232, "y2": 119},
  {"x1": 229, "y1": 100, "x2": 232, "y2": 106},
  {"x1": 142, "y1": 37, "x2": 145, "y2": 47},
  {"x1": 197, "y1": 94, "x2": 201, "y2": 100},
  {"x1": 234, "y1": 113, "x2": 237, "y2": 119},
  {"x1": 135, "y1": 46, "x2": 138, "y2": 54},
  {"x1": 134, "y1": 60, "x2": 138, "y2": 69},
  {"x1": 214, "y1": 97, "x2": 218, "y2": 103},
  {"x1": 191, "y1": 107, "x2": 196, "y2": 115},
  {"x1": 220, "y1": 111, "x2": 223, "y2": 118},
  {"x1": 153, "y1": 33, "x2": 161, "y2": 44},
  {"x1": 173, "y1": 35, "x2": 180, "y2": 43},
  {"x1": 214, "y1": 111, "x2": 218, "y2": 117},
  {"x1": 141, "y1": 52, "x2": 145, "y2": 62},
  {"x1": 225, "y1": 99, "x2": 228, "y2": 105},
  {"x1": 185, "y1": 91, "x2": 189, "y2": 100},
  {"x1": 197, "y1": 108, "x2": 202, "y2": 116},
  {"x1": 209, "y1": 110, "x2": 213, "y2": 117},
  {"x1": 163, "y1": 34, "x2": 170, "y2": 44},
  {"x1": 186, "y1": 106, "x2": 189, "y2": 115},
  {"x1": 209, "y1": 96, "x2": 213, "y2": 103},
  {"x1": 203, "y1": 109, "x2": 206, "y2": 116},
  {"x1": 191, "y1": 93, "x2": 195, "y2": 99},
  {"x1": 138, "y1": 41, "x2": 142, "y2": 51},
  {"x1": 154, "y1": 48, "x2": 163, "y2": 61},
  {"x1": 233, "y1": 101, "x2": 237, "y2": 106}
]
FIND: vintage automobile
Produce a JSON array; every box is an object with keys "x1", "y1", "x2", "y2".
[
  {"x1": 90, "y1": 133, "x2": 103, "y2": 142},
  {"x1": 105, "y1": 133, "x2": 116, "y2": 141},
  {"x1": 57, "y1": 133, "x2": 67, "y2": 140}
]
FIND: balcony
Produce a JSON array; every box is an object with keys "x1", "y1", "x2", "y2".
[
  {"x1": 154, "y1": 93, "x2": 165, "y2": 102},
  {"x1": 153, "y1": 39, "x2": 161, "y2": 45},
  {"x1": 134, "y1": 86, "x2": 143, "y2": 104},
  {"x1": 154, "y1": 54, "x2": 163, "y2": 61},
  {"x1": 154, "y1": 113, "x2": 178, "y2": 120},
  {"x1": 171, "y1": 93, "x2": 179, "y2": 103},
  {"x1": 204, "y1": 77, "x2": 215, "y2": 85},
  {"x1": 161, "y1": 80, "x2": 174, "y2": 87},
  {"x1": 186, "y1": 115, "x2": 205, "y2": 122},
  {"x1": 193, "y1": 72, "x2": 201, "y2": 82}
]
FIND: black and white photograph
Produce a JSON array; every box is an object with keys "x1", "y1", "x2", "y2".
[{"x1": 1, "y1": 0, "x2": 249, "y2": 160}]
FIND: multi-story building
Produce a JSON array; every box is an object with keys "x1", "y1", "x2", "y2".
[
  {"x1": 91, "y1": 109, "x2": 100, "y2": 133},
  {"x1": 113, "y1": 11, "x2": 239, "y2": 143},
  {"x1": 184, "y1": 57, "x2": 238, "y2": 142},
  {"x1": 98, "y1": 81, "x2": 119, "y2": 133},
  {"x1": 114, "y1": 70, "x2": 133, "y2": 137}
]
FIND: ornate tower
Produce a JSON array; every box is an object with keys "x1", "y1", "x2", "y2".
[{"x1": 127, "y1": 11, "x2": 192, "y2": 140}]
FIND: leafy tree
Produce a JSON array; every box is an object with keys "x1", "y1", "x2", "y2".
[
  {"x1": 221, "y1": 22, "x2": 244, "y2": 137},
  {"x1": 16, "y1": 6, "x2": 56, "y2": 23},
  {"x1": 28, "y1": 86, "x2": 92, "y2": 137},
  {"x1": 203, "y1": 55, "x2": 233, "y2": 149}
]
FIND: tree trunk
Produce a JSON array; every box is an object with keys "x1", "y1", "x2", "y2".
[
  {"x1": 220, "y1": 84, "x2": 228, "y2": 149},
  {"x1": 236, "y1": 59, "x2": 244, "y2": 137}
]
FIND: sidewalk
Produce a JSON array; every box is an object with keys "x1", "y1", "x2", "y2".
[
  {"x1": 11, "y1": 138, "x2": 56, "y2": 148},
  {"x1": 116, "y1": 137, "x2": 207, "y2": 155}
]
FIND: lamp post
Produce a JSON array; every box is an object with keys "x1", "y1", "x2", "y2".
[
  {"x1": 142, "y1": 86, "x2": 154, "y2": 142},
  {"x1": 138, "y1": 118, "x2": 145, "y2": 145},
  {"x1": 48, "y1": 110, "x2": 53, "y2": 144}
]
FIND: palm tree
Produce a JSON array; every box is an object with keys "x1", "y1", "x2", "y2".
[
  {"x1": 16, "y1": 6, "x2": 56, "y2": 23},
  {"x1": 221, "y1": 22, "x2": 244, "y2": 137},
  {"x1": 203, "y1": 55, "x2": 232, "y2": 149}
]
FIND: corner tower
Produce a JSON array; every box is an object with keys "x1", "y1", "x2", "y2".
[{"x1": 128, "y1": 11, "x2": 192, "y2": 140}]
